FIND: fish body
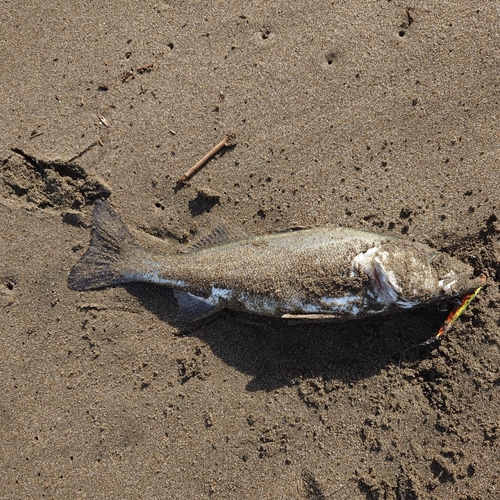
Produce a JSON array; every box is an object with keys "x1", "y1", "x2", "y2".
[{"x1": 69, "y1": 201, "x2": 483, "y2": 322}]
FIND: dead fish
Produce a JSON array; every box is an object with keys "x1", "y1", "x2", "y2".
[{"x1": 68, "y1": 200, "x2": 483, "y2": 322}]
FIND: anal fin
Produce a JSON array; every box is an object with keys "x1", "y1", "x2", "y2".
[{"x1": 173, "y1": 289, "x2": 219, "y2": 322}]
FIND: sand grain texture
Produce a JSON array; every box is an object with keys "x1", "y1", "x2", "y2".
[{"x1": 1, "y1": 1, "x2": 499, "y2": 498}]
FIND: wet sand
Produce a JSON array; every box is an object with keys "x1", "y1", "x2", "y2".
[{"x1": 1, "y1": 1, "x2": 499, "y2": 498}]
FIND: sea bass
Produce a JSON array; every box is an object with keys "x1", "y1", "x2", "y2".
[{"x1": 68, "y1": 200, "x2": 483, "y2": 322}]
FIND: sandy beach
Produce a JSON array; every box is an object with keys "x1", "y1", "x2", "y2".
[{"x1": 1, "y1": 1, "x2": 499, "y2": 498}]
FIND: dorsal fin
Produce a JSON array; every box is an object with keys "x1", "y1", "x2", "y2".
[{"x1": 182, "y1": 223, "x2": 247, "y2": 253}]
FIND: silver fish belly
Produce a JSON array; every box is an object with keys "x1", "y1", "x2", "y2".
[{"x1": 68, "y1": 201, "x2": 483, "y2": 322}]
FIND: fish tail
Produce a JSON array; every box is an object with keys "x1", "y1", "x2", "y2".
[{"x1": 68, "y1": 200, "x2": 144, "y2": 291}]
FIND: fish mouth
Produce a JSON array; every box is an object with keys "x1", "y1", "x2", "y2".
[{"x1": 438, "y1": 273, "x2": 486, "y2": 296}]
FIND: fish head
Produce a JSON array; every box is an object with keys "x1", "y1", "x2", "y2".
[{"x1": 355, "y1": 241, "x2": 483, "y2": 308}]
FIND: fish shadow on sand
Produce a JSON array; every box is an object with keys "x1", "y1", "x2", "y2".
[{"x1": 127, "y1": 282, "x2": 448, "y2": 391}]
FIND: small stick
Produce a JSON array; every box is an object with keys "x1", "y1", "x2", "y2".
[
  {"x1": 137, "y1": 62, "x2": 154, "y2": 74},
  {"x1": 176, "y1": 134, "x2": 234, "y2": 186}
]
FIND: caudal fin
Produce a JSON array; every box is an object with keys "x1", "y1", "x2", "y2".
[{"x1": 68, "y1": 200, "x2": 143, "y2": 291}]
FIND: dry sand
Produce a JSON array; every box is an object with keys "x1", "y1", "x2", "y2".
[{"x1": 1, "y1": 1, "x2": 499, "y2": 498}]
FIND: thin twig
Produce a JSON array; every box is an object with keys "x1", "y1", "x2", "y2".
[
  {"x1": 137, "y1": 62, "x2": 154, "y2": 74},
  {"x1": 176, "y1": 134, "x2": 234, "y2": 186}
]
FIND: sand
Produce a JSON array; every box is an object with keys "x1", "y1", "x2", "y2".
[{"x1": 1, "y1": 1, "x2": 499, "y2": 498}]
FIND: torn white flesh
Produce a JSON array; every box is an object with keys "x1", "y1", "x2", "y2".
[
  {"x1": 438, "y1": 274, "x2": 458, "y2": 295},
  {"x1": 373, "y1": 258, "x2": 420, "y2": 308},
  {"x1": 352, "y1": 248, "x2": 419, "y2": 310}
]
